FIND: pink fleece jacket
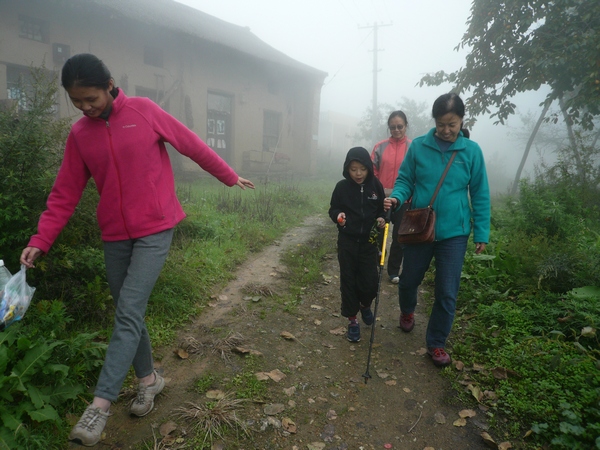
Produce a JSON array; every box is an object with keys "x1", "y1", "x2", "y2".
[
  {"x1": 370, "y1": 136, "x2": 411, "y2": 190},
  {"x1": 28, "y1": 90, "x2": 239, "y2": 253}
]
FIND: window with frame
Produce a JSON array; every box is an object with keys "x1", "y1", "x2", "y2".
[
  {"x1": 6, "y1": 65, "x2": 57, "y2": 113},
  {"x1": 143, "y1": 46, "x2": 164, "y2": 68},
  {"x1": 263, "y1": 110, "x2": 281, "y2": 151},
  {"x1": 19, "y1": 15, "x2": 48, "y2": 42}
]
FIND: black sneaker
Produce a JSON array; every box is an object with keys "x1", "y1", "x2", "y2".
[
  {"x1": 360, "y1": 307, "x2": 374, "y2": 325},
  {"x1": 347, "y1": 322, "x2": 360, "y2": 342}
]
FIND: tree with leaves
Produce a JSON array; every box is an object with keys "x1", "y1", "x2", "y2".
[{"x1": 420, "y1": 0, "x2": 600, "y2": 193}]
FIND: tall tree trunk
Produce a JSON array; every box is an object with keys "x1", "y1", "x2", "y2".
[
  {"x1": 511, "y1": 102, "x2": 551, "y2": 196},
  {"x1": 559, "y1": 95, "x2": 584, "y2": 180}
]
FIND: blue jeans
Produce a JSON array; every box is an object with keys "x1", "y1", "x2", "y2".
[{"x1": 398, "y1": 235, "x2": 468, "y2": 348}]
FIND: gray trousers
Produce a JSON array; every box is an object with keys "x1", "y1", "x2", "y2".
[{"x1": 94, "y1": 228, "x2": 173, "y2": 402}]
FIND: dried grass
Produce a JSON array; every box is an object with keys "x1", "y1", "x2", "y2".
[
  {"x1": 242, "y1": 282, "x2": 276, "y2": 297},
  {"x1": 209, "y1": 332, "x2": 245, "y2": 361},
  {"x1": 174, "y1": 393, "x2": 248, "y2": 444}
]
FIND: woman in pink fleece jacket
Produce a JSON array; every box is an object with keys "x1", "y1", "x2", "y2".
[{"x1": 20, "y1": 53, "x2": 254, "y2": 446}]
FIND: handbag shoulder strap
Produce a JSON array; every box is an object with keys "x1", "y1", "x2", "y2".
[{"x1": 428, "y1": 151, "x2": 457, "y2": 207}]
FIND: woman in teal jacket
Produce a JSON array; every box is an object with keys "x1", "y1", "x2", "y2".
[{"x1": 384, "y1": 93, "x2": 490, "y2": 367}]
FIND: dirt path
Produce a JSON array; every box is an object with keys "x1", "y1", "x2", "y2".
[{"x1": 84, "y1": 215, "x2": 490, "y2": 450}]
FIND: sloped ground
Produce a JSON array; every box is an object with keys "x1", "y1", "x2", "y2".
[{"x1": 74, "y1": 215, "x2": 493, "y2": 450}]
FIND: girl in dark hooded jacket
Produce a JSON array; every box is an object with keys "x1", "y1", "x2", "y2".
[{"x1": 329, "y1": 147, "x2": 385, "y2": 342}]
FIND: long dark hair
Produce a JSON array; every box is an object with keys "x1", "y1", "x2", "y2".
[{"x1": 61, "y1": 53, "x2": 117, "y2": 96}]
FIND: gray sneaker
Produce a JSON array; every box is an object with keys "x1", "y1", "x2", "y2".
[
  {"x1": 130, "y1": 370, "x2": 165, "y2": 417},
  {"x1": 68, "y1": 404, "x2": 110, "y2": 446}
]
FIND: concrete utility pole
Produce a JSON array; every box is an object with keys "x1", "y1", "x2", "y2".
[{"x1": 360, "y1": 22, "x2": 392, "y2": 144}]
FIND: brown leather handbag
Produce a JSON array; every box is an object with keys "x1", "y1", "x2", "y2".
[{"x1": 397, "y1": 152, "x2": 457, "y2": 244}]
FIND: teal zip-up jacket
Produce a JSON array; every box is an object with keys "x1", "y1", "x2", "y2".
[{"x1": 389, "y1": 128, "x2": 490, "y2": 243}]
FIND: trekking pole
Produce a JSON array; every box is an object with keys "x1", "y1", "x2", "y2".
[{"x1": 362, "y1": 208, "x2": 392, "y2": 384}]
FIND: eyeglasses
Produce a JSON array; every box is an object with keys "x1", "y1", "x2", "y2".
[{"x1": 389, "y1": 125, "x2": 405, "y2": 131}]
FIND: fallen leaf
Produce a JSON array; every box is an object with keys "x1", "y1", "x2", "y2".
[
  {"x1": 385, "y1": 380, "x2": 397, "y2": 386},
  {"x1": 322, "y1": 343, "x2": 335, "y2": 349},
  {"x1": 403, "y1": 387, "x2": 411, "y2": 393},
  {"x1": 453, "y1": 418, "x2": 467, "y2": 427},
  {"x1": 472, "y1": 363, "x2": 485, "y2": 372},
  {"x1": 492, "y1": 367, "x2": 508, "y2": 379},
  {"x1": 326, "y1": 409, "x2": 337, "y2": 420},
  {"x1": 206, "y1": 389, "x2": 225, "y2": 399},
  {"x1": 416, "y1": 348, "x2": 427, "y2": 355},
  {"x1": 467, "y1": 384, "x2": 483, "y2": 402},
  {"x1": 434, "y1": 412, "x2": 446, "y2": 424},
  {"x1": 218, "y1": 294, "x2": 227, "y2": 301},
  {"x1": 282, "y1": 417, "x2": 297, "y2": 433},
  {"x1": 252, "y1": 296, "x2": 261, "y2": 302},
  {"x1": 232, "y1": 347, "x2": 263, "y2": 357},
  {"x1": 283, "y1": 386, "x2": 296, "y2": 396},
  {"x1": 498, "y1": 442, "x2": 513, "y2": 450},
  {"x1": 376, "y1": 371, "x2": 389, "y2": 379},
  {"x1": 174, "y1": 348, "x2": 189, "y2": 359},
  {"x1": 264, "y1": 403, "x2": 285, "y2": 415},
  {"x1": 454, "y1": 360, "x2": 465, "y2": 371},
  {"x1": 329, "y1": 327, "x2": 346, "y2": 336},
  {"x1": 314, "y1": 319, "x2": 322, "y2": 325},
  {"x1": 523, "y1": 430, "x2": 533, "y2": 438},
  {"x1": 255, "y1": 372, "x2": 270, "y2": 381},
  {"x1": 159, "y1": 420, "x2": 177, "y2": 437},
  {"x1": 484, "y1": 390, "x2": 498, "y2": 400},
  {"x1": 581, "y1": 326, "x2": 596, "y2": 337},
  {"x1": 459, "y1": 409, "x2": 477, "y2": 418},
  {"x1": 481, "y1": 431, "x2": 497, "y2": 448},
  {"x1": 267, "y1": 369, "x2": 286, "y2": 382},
  {"x1": 280, "y1": 331, "x2": 296, "y2": 340}
]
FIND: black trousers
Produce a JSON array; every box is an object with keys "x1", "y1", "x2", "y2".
[
  {"x1": 381, "y1": 202, "x2": 409, "y2": 278},
  {"x1": 337, "y1": 233, "x2": 379, "y2": 318}
]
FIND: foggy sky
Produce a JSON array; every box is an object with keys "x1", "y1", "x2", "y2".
[{"x1": 173, "y1": 0, "x2": 550, "y2": 183}]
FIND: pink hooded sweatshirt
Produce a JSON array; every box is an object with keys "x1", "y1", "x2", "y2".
[{"x1": 28, "y1": 90, "x2": 239, "y2": 253}]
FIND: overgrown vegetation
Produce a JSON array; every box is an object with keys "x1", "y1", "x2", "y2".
[{"x1": 452, "y1": 133, "x2": 600, "y2": 449}]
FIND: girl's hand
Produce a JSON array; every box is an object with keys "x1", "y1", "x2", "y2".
[
  {"x1": 337, "y1": 213, "x2": 346, "y2": 226},
  {"x1": 377, "y1": 217, "x2": 385, "y2": 228},
  {"x1": 383, "y1": 197, "x2": 397, "y2": 212},
  {"x1": 20, "y1": 247, "x2": 43, "y2": 268},
  {"x1": 475, "y1": 243, "x2": 486, "y2": 254},
  {"x1": 235, "y1": 177, "x2": 255, "y2": 190}
]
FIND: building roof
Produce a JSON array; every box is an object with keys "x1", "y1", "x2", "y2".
[{"x1": 88, "y1": 0, "x2": 327, "y2": 79}]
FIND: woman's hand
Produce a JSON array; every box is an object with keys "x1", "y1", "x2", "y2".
[
  {"x1": 475, "y1": 243, "x2": 486, "y2": 254},
  {"x1": 383, "y1": 197, "x2": 397, "y2": 212},
  {"x1": 337, "y1": 213, "x2": 346, "y2": 226},
  {"x1": 235, "y1": 177, "x2": 255, "y2": 190},
  {"x1": 377, "y1": 217, "x2": 385, "y2": 228},
  {"x1": 20, "y1": 247, "x2": 43, "y2": 268}
]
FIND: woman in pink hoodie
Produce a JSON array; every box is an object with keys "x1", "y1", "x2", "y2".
[{"x1": 20, "y1": 53, "x2": 254, "y2": 446}]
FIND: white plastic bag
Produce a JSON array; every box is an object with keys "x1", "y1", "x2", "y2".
[{"x1": 0, "y1": 264, "x2": 35, "y2": 331}]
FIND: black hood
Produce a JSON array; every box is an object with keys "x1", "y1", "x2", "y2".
[{"x1": 342, "y1": 146, "x2": 374, "y2": 182}]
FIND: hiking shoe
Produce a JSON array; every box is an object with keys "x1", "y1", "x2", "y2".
[
  {"x1": 347, "y1": 322, "x2": 361, "y2": 342},
  {"x1": 69, "y1": 404, "x2": 110, "y2": 446},
  {"x1": 360, "y1": 307, "x2": 374, "y2": 325},
  {"x1": 389, "y1": 276, "x2": 400, "y2": 284},
  {"x1": 428, "y1": 347, "x2": 452, "y2": 367},
  {"x1": 399, "y1": 312, "x2": 415, "y2": 332},
  {"x1": 130, "y1": 370, "x2": 165, "y2": 417}
]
